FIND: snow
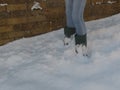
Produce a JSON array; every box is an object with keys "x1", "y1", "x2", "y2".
[
  {"x1": 0, "y1": 3, "x2": 8, "y2": 6},
  {"x1": 31, "y1": 1, "x2": 43, "y2": 11},
  {"x1": 0, "y1": 13, "x2": 120, "y2": 90}
]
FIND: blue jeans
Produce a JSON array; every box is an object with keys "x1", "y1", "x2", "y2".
[{"x1": 65, "y1": 0, "x2": 87, "y2": 35}]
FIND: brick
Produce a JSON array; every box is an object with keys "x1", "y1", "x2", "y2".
[{"x1": 0, "y1": 25, "x2": 13, "y2": 33}]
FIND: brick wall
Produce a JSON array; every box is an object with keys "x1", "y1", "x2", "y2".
[
  {"x1": 0, "y1": 0, "x2": 120, "y2": 45},
  {"x1": 85, "y1": 0, "x2": 120, "y2": 20}
]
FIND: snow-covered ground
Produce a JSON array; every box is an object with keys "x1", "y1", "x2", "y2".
[{"x1": 0, "y1": 14, "x2": 120, "y2": 90}]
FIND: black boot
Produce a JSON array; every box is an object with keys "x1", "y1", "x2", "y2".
[
  {"x1": 64, "y1": 26, "x2": 75, "y2": 38},
  {"x1": 63, "y1": 26, "x2": 75, "y2": 45},
  {"x1": 75, "y1": 34, "x2": 87, "y2": 46},
  {"x1": 75, "y1": 34, "x2": 88, "y2": 56}
]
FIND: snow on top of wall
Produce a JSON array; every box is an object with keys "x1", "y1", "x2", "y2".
[
  {"x1": 0, "y1": 3, "x2": 8, "y2": 6},
  {"x1": 31, "y1": 1, "x2": 43, "y2": 11}
]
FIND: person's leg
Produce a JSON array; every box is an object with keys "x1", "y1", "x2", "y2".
[
  {"x1": 72, "y1": 0, "x2": 88, "y2": 55},
  {"x1": 64, "y1": 0, "x2": 75, "y2": 45},
  {"x1": 72, "y1": 0, "x2": 87, "y2": 36},
  {"x1": 65, "y1": 0, "x2": 74, "y2": 28}
]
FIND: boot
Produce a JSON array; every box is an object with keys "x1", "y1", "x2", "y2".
[
  {"x1": 75, "y1": 34, "x2": 88, "y2": 56},
  {"x1": 63, "y1": 26, "x2": 75, "y2": 45},
  {"x1": 75, "y1": 34, "x2": 87, "y2": 46}
]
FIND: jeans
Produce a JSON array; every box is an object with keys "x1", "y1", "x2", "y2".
[{"x1": 65, "y1": 0, "x2": 87, "y2": 35}]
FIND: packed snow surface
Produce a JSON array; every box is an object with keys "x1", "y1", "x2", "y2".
[{"x1": 0, "y1": 14, "x2": 120, "y2": 90}]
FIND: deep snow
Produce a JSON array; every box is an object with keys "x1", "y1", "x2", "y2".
[{"x1": 0, "y1": 14, "x2": 120, "y2": 90}]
